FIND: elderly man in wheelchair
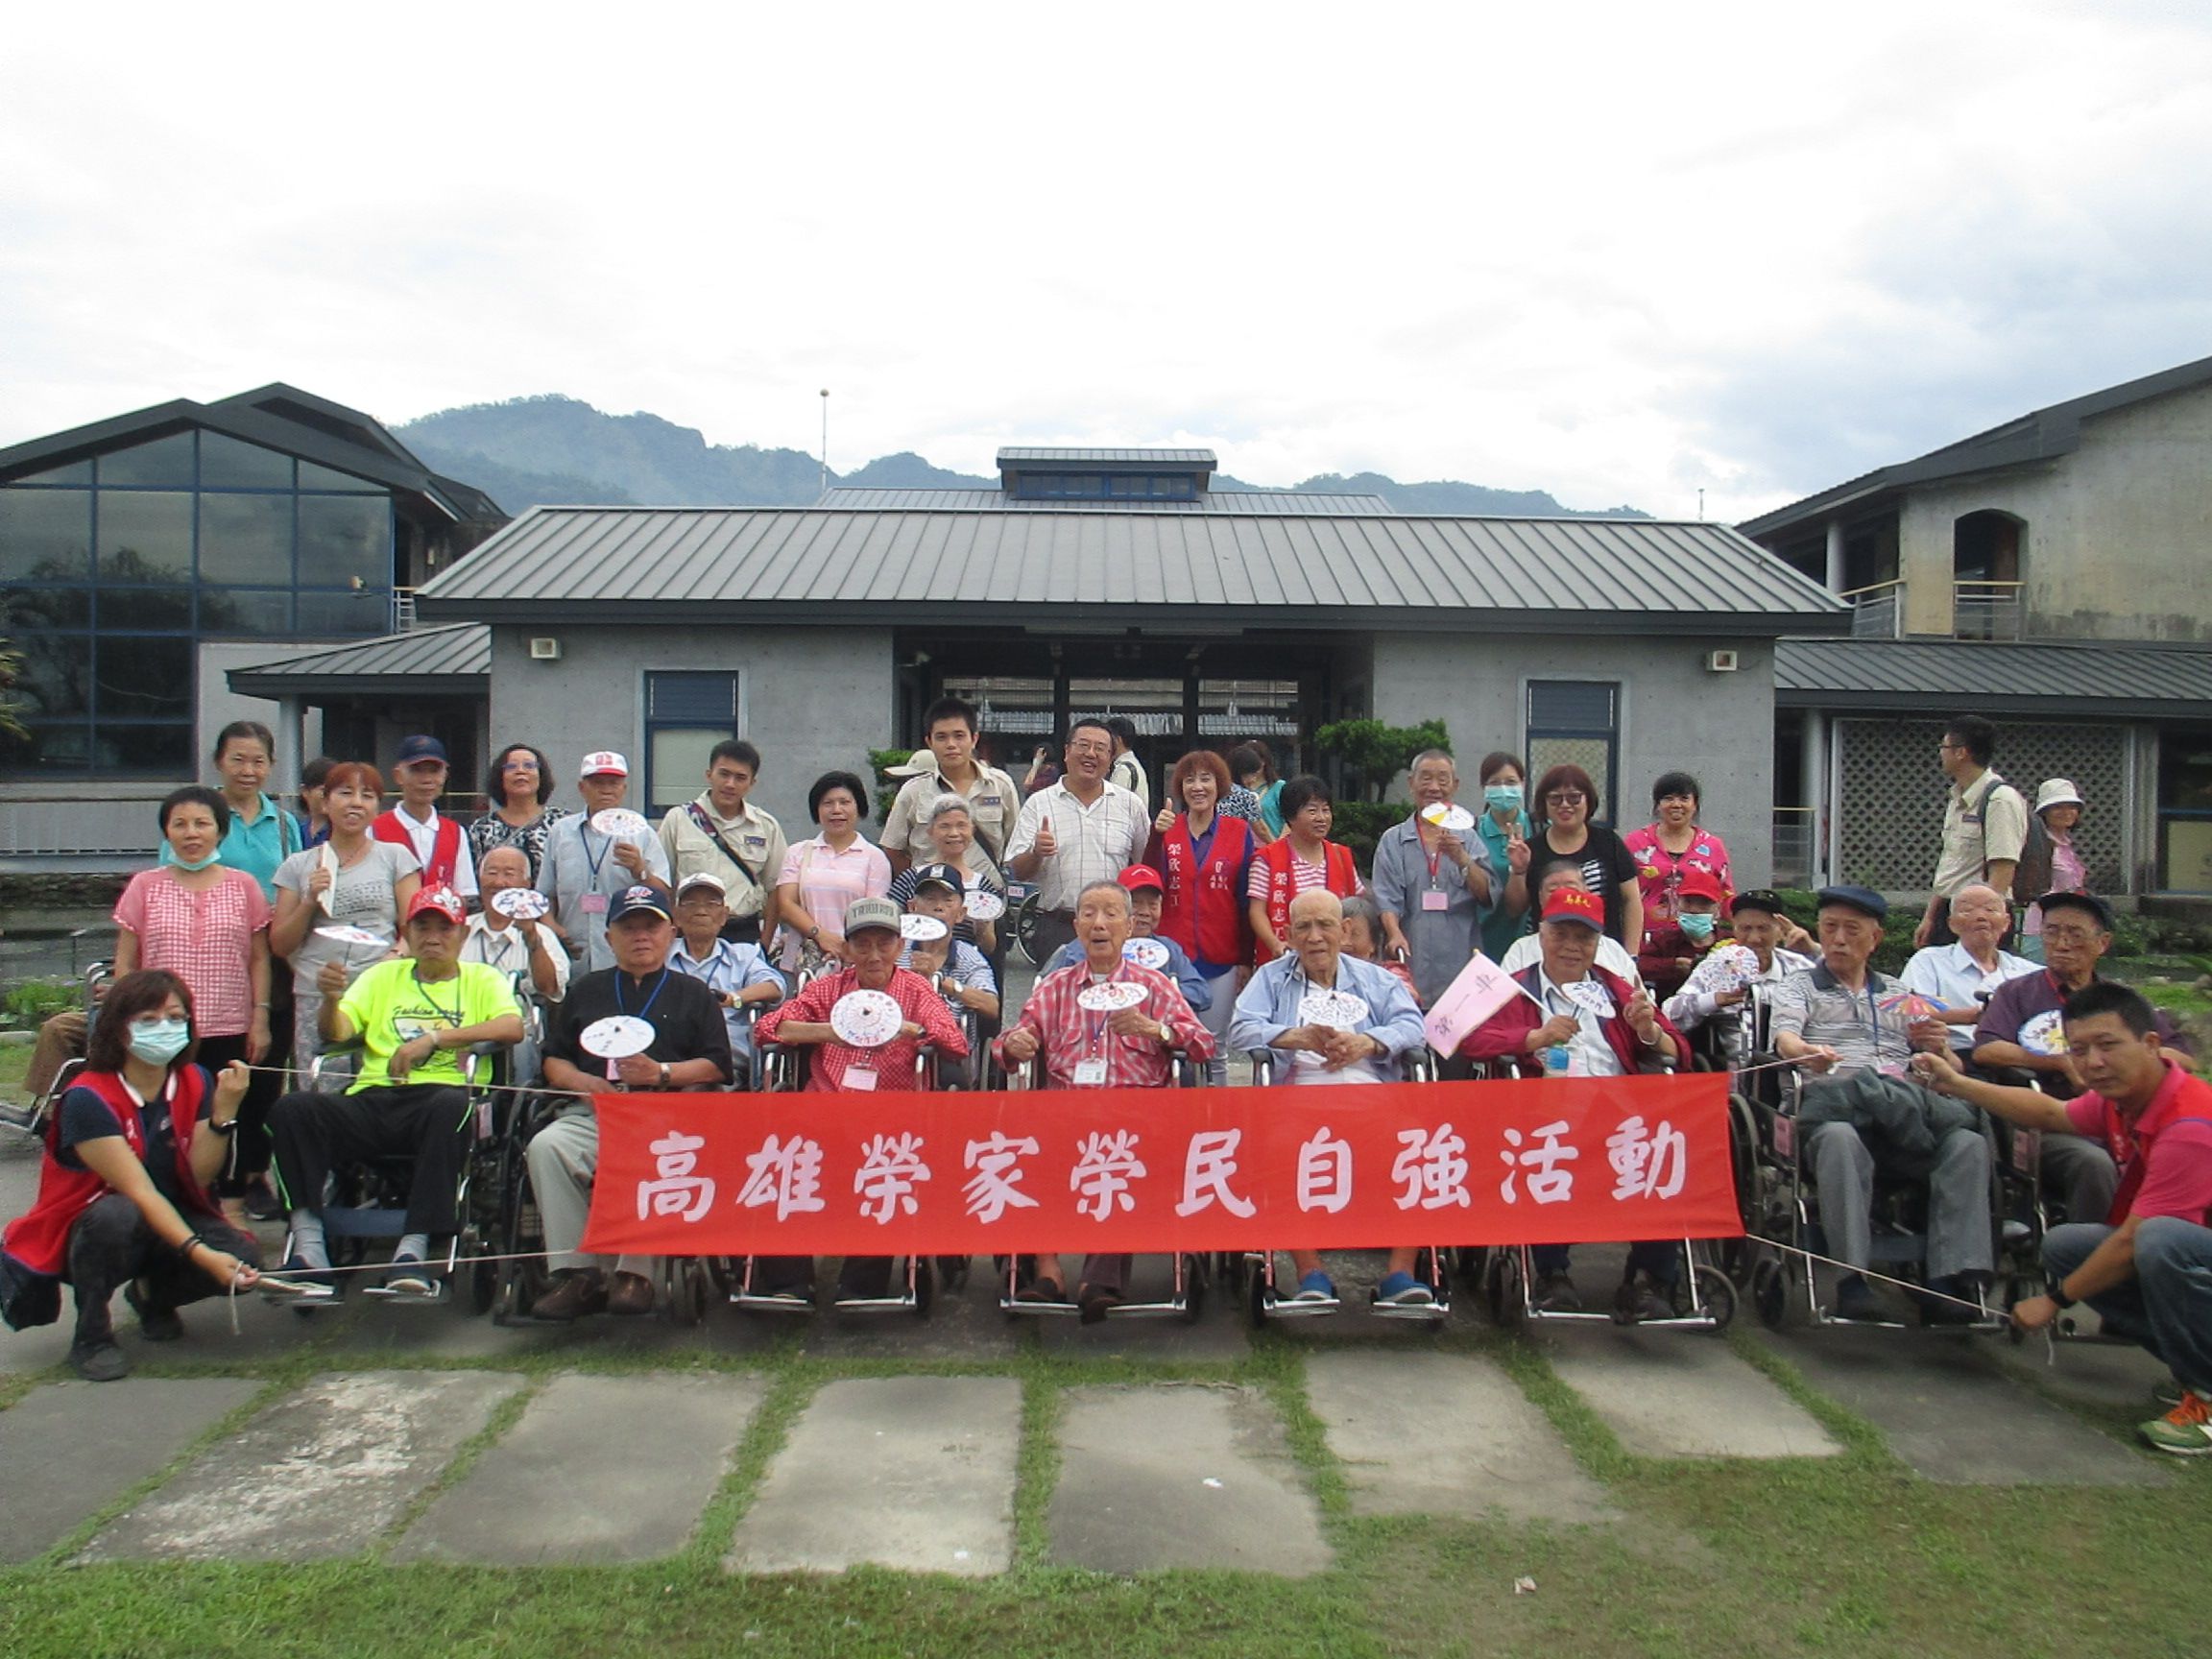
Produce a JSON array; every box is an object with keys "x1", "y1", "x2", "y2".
[
  {"x1": 1768, "y1": 884, "x2": 1996, "y2": 1326},
  {"x1": 1230, "y1": 888, "x2": 1436, "y2": 1308},
  {"x1": 994, "y1": 878, "x2": 1214, "y2": 1321},
  {"x1": 264, "y1": 887, "x2": 523, "y2": 1300}
]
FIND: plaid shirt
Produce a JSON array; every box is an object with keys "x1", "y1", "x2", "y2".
[
  {"x1": 1004, "y1": 781, "x2": 1148, "y2": 911},
  {"x1": 754, "y1": 964, "x2": 967, "y2": 1093},
  {"x1": 993, "y1": 958, "x2": 1214, "y2": 1089}
]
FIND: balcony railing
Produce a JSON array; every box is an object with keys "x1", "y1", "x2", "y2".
[
  {"x1": 1839, "y1": 579, "x2": 1905, "y2": 639},
  {"x1": 1771, "y1": 806, "x2": 1817, "y2": 888},
  {"x1": 1952, "y1": 580, "x2": 2024, "y2": 641}
]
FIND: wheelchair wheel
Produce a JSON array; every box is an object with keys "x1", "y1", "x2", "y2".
[
  {"x1": 1244, "y1": 1258, "x2": 1269, "y2": 1330},
  {"x1": 1485, "y1": 1248, "x2": 1525, "y2": 1332},
  {"x1": 662, "y1": 1258, "x2": 709, "y2": 1327},
  {"x1": 1677, "y1": 1263, "x2": 1737, "y2": 1331},
  {"x1": 910, "y1": 1257, "x2": 936, "y2": 1319},
  {"x1": 1452, "y1": 1246, "x2": 1485, "y2": 1291},
  {"x1": 1750, "y1": 1255, "x2": 1790, "y2": 1330},
  {"x1": 1013, "y1": 891, "x2": 1045, "y2": 966},
  {"x1": 935, "y1": 1254, "x2": 971, "y2": 1293},
  {"x1": 1180, "y1": 1253, "x2": 1209, "y2": 1323}
]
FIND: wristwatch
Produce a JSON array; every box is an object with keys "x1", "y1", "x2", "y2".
[
  {"x1": 207, "y1": 1117, "x2": 240, "y2": 1138},
  {"x1": 659, "y1": 1063, "x2": 673, "y2": 1089},
  {"x1": 1156, "y1": 1021, "x2": 1173, "y2": 1046}
]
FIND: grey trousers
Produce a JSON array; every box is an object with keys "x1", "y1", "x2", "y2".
[
  {"x1": 524, "y1": 1105, "x2": 650, "y2": 1277},
  {"x1": 2038, "y1": 1133, "x2": 2119, "y2": 1227},
  {"x1": 1806, "y1": 1119, "x2": 1993, "y2": 1281},
  {"x1": 2044, "y1": 1218, "x2": 2212, "y2": 1393},
  {"x1": 1190, "y1": 971, "x2": 1236, "y2": 1086}
]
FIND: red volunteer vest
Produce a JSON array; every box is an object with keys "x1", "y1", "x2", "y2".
[
  {"x1": 373, "y1": 808, "x2": 464, "y2": 889},
  {"x1": 1158, "y1": 814, "x2": 1253, "y2": 969},
  {"x1": 1, "y1": 1066, "x2": 219, "y2": 1280},
  {"x1": 1253, "y1": 839, "x2": 1360, "y2": 963}
]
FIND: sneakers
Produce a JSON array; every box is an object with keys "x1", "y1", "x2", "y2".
[
  {"x1": 126, "y1": 1282, "x2": 183, "y2": 1342},
  {"x1": 68, "y1": 1337, "x2": 130, "y2": 1382},
  {"x1": 377, "y1": 1254, "x2": 439, "y2": 1300},
  {"x1": 261, "y1": 1255, "x2": 338, "y2": 1301},
  {"x1": 1832, "y1": 1273, "x2": 1885, "y2": 1324},
  {"x1": 243, "y1": 1182, "x2": 285, "y2": 1224},
  {"x1": 2152, "y1": 1375, "x2": 2185, "y2": 1409},
  {"x1": 1293, "y1": 1271, "x2": 1336, "y2": 1302},
  {"x1": 1377, "y1": 1271, "x2": 1434, "y2": 1306},
  {"x1": 530, "y1": 1267, "x2": 608, "y2": 1321},
  {"x1": 2139, "y1": 1389, "x2": 2212, "y2": 1456},
  {"x1": 1533, "y1": 1271, "x2": 1581, "y2": 1313},
  {"x1": 607, "y1": 1270, "x2": 656, "y2": 1316}
]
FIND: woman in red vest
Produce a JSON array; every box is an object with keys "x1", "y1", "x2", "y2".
[
  {"x1": 1143, "y1": 751, "x2": 1255, "y2": 1080},
  {"x1": 0, "y1": 971, "x2": 261, "y2": 1381},
  {"x1": 1247, "y1": 775, "x2": 1365, "y2": 963}
]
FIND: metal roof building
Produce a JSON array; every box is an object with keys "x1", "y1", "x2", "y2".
[{"x1": 816, "y1": 488, "x2": 1395, "y2": 515}]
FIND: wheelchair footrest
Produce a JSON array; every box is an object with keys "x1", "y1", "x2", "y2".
[
  {"x1": 1259, "y1": 1295, "x2": 1341, "y2": 1320},
  {"x1": 729, "y1": 1290, "x2": 816, "y2": 1313},
  {"x1": 830, "y1": 1293, "x2": 919, "y2": 1314},
  {"x1": 1369, "y1": 1297, "x2": 1449, "y2": 1323}
]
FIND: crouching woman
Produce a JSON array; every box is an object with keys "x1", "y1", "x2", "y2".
[{"x1": 1, "y1": 970, "x2": 261, "y2": 1380}]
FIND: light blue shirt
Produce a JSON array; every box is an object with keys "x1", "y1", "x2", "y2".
[
  {"x1": 669, "y1": 936, "x2": 785, "y2": 1067},
  {"x1": 1229, "y1": 951, "x2": 1427, "y2": 1082},
  {"x1": 1900, "y1": 941, "x2": 2037, "y2": 1052}
]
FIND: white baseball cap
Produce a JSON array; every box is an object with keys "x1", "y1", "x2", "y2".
[{"x1": 580, "y1": 750, "x2": 629, "y2": 778}]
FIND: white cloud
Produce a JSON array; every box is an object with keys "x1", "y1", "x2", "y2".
[{"x1": 4, "y1": 1, "x2": 2210, "y2": 521}]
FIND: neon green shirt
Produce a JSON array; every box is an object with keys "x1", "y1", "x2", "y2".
[{"x1": 336, "y1": 958, "x2": 519, "y2": 1094}]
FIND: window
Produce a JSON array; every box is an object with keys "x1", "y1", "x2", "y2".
[
  {"x1": 643, "y1": 670, "x2": 745, "y2": 812},
  {"x1": 1525, "y1": 680, "x2": 1621, "y2": 826}
]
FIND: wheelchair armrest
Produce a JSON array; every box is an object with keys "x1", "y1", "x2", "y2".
[
  {"x1": 1402, "y1": 1046, "x2": 1439, "y2": 1084},
  {"x1": 1171, "y1": 1048, "x2": 1207, "y2": 1088},
  {"x1": 1246, "y1": 1050, "x2": 1277, "y2": 1087},
  {"x1": 308, "y1": 1035, "x2": 368, "y2": 1089}
]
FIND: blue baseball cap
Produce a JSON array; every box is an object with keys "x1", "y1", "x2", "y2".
[
  {"x1": 395, "y1": 733, "x2": 447, "y2": 766},
  {"x1": 1815, "y1": 884, "x2": 1887, "y2": 923},
  {"x1": 609, "y1": 885, "x2": 671, "y2": 925}
]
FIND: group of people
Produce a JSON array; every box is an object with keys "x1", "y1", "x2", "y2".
[{"x1": 4, "y1": 708, "x2": 2204, "y2": 1462}]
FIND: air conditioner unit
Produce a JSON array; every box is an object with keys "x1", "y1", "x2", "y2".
[
  {"x1": 1705, "y1": 649, "x2": 1740, "y2": 673},
  {"x1": 529, "y1": 637, "x2": 563, "y2": 661}
]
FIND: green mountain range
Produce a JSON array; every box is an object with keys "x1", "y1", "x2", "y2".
[{"x1": 395, "y1": 394, "x2": 1649, "y2": 518}]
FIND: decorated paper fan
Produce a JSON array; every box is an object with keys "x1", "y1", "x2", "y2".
[
  {"x1": 1878, "y1": 992, "x2": 1949, "y2": 1021},
  {"x1": 1076, "y1": 980, "x2": 1148, "y2": 1013},
  {"x1": 1701, "y1": 944, "x2": 1761, "y2": 994},
  {"x1": 900, "y1": 913, "x2": 949, "y2": 942},
  {"x1": 1562, "y1": 979, "x2": 1616, "y2": 1017},
  {"x1": 313, "y1": 924, "x2": 385, "y2": 948},
  {"x1": 490, "y1": 887, "x2": 550, "y2": 921},
  {"x1": 1298, "y1": 988, "x2": 1371, "y2": 1030},
  {"x1": 2019, "y1": 1009, "x2": 2068, "y2": 1058},
  {"x1": 829, "y1": 988, "x2": 904, "y2": 1048},
  {"x1": 962, "y1": 888, "x2": 1006, "y2": 921},
  {"x1": 589, "y1": 807, "x2": 649, "y2": 838},
  {"x1": 1123, "y1": 938, "x2": 1171, "y2": 971},
  {"x1": 580, "y1": 1015, "x2": 656, "y2": 1059},
  {"x1": 1419, "y1": 803, "x2": 1477, "y2": 833}
]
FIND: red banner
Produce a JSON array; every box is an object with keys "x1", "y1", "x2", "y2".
[{"x1": 580, "y1": 1075, "x2": 1740, "y2": 1257}]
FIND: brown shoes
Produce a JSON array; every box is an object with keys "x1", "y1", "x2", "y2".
[
  {"x1": 607, "y1": 1270, "x2": 656, "y2": 1316},
  {"x1": 530, "y1": 1268, "x2": 608, "y2": 1321}
]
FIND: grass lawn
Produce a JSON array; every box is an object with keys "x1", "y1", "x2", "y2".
[{"x1": 0, "y1": 1318, "x2": 2202, "y2": 1659}]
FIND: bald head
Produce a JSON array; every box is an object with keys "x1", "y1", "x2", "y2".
[
  {"x1": 479, "y1": 846, "x2": 530, "y2": 885},
  {"x1": 1949, "y1": 882, "x2": 2011, "y2": 950},
  {"x1": 1289, "y1": 889, "x2": 1344, "y2": 926},
  {"x1": 1287, "y1": 887, "x2": 1346, "y2": 978}
]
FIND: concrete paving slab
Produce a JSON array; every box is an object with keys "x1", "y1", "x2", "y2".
[
  {"x1": 727, "y1": 1375, "x2": 1019, "y2": 1576},
  {"x1": 1538, "y1": 1328, "x2": 1841, "y2": 1459},
  {"x1": 1049, "y1": 1383, "x2": 1331, "y2": 1575},
  {"x1": 1759, "y1": 1327, "x2": 2173, "y2": 1486},
  {"x1": 79, "y1": 1369, "x2": 526, "y2": 1560},
  {"x1": 394, "y1": 1372, "x2": 762, "y2": 1564},
  {"x1": 0, "y1": 1377, "x2": 262, "y2": 1562},
  {"x1": 1305, "y1": 1351, "x2": 1618, "y2": 1524},
  {"x1": 1993, "y1": 1332, "x2": 2177, "y2": 1416}
]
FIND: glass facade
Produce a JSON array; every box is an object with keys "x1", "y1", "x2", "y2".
[{"x1": 0, "y1": 429, "x2": 396, "y2": 774}]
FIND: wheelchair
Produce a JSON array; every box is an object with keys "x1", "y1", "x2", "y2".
[
  {"x1": 993, "y1": 1044, "x2": 1214, "y2": 1323},
  {"x1": 1459, "y1": 1051, "x2": 1740, "y2": 1334},
  {"x1": 275, "y1": 1031, "x2": 512, "y2": 1312},
  {"x1": 1228, "y1": 1043, "x2": 1454, "y2": 1329},
  {"x1": 1736, "y1": 1033, "x2": 2006, "y2": 1334},
  {"x1": 1, "y1": 961, "x2": 110, "y2": 1139},
  {"x1": 723, "y1": 1020, "x2": 948, "y2": 1319}
]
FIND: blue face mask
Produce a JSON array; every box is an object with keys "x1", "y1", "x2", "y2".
[
  {"x1": 127, "y1": 1017, "x2": 192, "y2": 1065},
  {"x1": 1483, "y1": 784, "x2": 1524, "y2": 815},
  {"x1": 170, "y1": 850, "x2": 222, "y2": 872},
  {"x1": 1679, "y1": 912, "x2": 1718, "y2": 942}
]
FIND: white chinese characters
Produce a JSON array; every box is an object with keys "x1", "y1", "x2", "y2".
[
  {"x1": 1499, "y1": 1120, "x2": 1579, "y2": 1205},
  {"x1": 1605, "y1": 1116, "x2": 1688, "y2": 1201},
  {"x1": 734, "y1": 1133, "x2": 828, "y2": 1220},
  {"x1": 854, "y1": 1132, "x2": 932, "y2": 1225},
  {"x1": 635, "y1": 1131, "x2": 715, "y2": 1222},
  {"x1": 1070, "y1": 1130, "x2": 1146, "y2": 1222}
]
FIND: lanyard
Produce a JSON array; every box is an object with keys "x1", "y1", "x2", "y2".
[
  {"x1": 581, "y1": 828, "x2": 613, "y2": 888},
  {"x1": 616, "y1": 967, "x2": 670, "y2": 1023},
  {"x1": 407, "y1": 970, "x2": 462, "y2": 1034}
]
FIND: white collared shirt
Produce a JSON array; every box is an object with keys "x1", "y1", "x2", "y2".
[{"x1": 1535, "y1": 967, "x2": 1624, "y2": 1078}]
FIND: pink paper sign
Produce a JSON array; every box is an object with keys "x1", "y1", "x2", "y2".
[{"x1": 1423, "y1": 951, "x2": 1539, "y2": 1054}]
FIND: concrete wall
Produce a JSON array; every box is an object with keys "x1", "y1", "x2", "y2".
[
  {"x1": 196, "y1": 641, "x2": 326, "y2": 775},
  {"x1": 486, "y1": 625, "x2": 898, "y2": 833},
  {"x1": 1369, "y1": 631, "x2": 1779, "y2": 882},
  {"x1": 1894, "y1": 379, "x2": 2212, "y2": 641}
]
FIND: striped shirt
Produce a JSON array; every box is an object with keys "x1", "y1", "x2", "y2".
[{"x1": 1004, "y1": 781, "x2": 1148, "y2": 912}]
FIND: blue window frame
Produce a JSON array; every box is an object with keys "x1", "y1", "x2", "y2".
[
  {"x1": 642, "y1": 670, "x2": 746, "y2": 812},
  {"x1": 1525, "y1": 680, "x2": 1622, "y2": 829}
]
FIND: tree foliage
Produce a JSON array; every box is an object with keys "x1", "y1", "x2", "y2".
[{"x1": 1314, "y1": 718, "x2": 1451, "y2": 802}]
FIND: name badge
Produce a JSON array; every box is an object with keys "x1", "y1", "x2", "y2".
[
  {"x1": 581, "y1": 893, "x2": 609, "y2": 915},
  {"x1": 978, "y1": 795, "x2": 1003, "y2": 808},
  {"x1": 1073, "y1": 1058, "x2": 1109, "y2": 1087},
  {"x1": 1421, "y1": 890, "x2": 1451, "y2": 911},
  {"x1": 844, "y1": 1065, "x2": 878, "y2": 1092},
  {"x1": 743, "y1": 835, "x2": 766, "y2": 850}
]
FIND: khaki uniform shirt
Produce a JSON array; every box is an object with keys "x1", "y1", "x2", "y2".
[
  {"x1": 658, "y1": 796, "x2": 787, "y2": 920},
  {"x1": 881, "y1": 764, "x2": 1021, "y2": 869},
  {"x1": 1932, "y1": 770, "x2": 2028, "y2": 897}
]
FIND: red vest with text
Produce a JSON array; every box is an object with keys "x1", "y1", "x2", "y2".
[
  {"x1": 1253, "y1": 839, "x2": 1360, "y2": 963},
  {"x1": 1157, "y1": 814, "x2": 1253, "y2": 969},
  {"x1": 373, "y1": 808, "x2": 464, "y2": 890},
  {"x1": 1, "y1": 1066, "x2": 218, "y2": 1282}
]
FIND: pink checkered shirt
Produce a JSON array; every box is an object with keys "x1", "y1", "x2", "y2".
[
  {"x1": 112, "y1": 868, "x2": 270, "y2": 1038},
  {"x1": 755, "y1": 965, "x2": 968, "y2": 1093},
  {"x1": 992, "y1": 958, "x2": 1214, "y2": 1089}
]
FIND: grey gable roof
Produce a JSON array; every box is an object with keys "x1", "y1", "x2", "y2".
[
  {"x1": 415, "y1": 505, "x2": 1847, "y2": 636},
  {"x1": 1741, "y1": 351, "x2": 2212, "y2": 539},
  {"x1": 816, "y1": 488, "x2": 1394, "y2": 514},
  {"x1": 227, "y1": 623, "x2": 490, "y2": 696},
  {"x1": 1776, "y1": 637, "x2": 2212, "y2": 718}
]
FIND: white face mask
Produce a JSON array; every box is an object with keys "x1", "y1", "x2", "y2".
[{"x1": 128, "y1": 1017, "x2": 191, "y2": 1065}]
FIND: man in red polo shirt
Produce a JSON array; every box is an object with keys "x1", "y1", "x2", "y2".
[{"x1": 1917, "y1": 980, "x2": 2212, "y2": 1455}]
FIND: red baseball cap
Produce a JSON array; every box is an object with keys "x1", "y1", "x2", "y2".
[
  {"x1": 406, "y1": 886, "x2": 468, "y2": 926},
  {"x1": 1539, "y1": 887, "x2": 1605, "y2": 930},
  {"x1": 1118, "y1": 864, "x2": 1165, "y2": 894},
  {"x1": 1676, "y1": 870, "x2": 1726, "y2": 904}
]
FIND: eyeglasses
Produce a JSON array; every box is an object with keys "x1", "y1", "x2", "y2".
[
  {"x1": 2040, "y1": 926, "x2": 2101, "y2": 944},
  {"x1": 1544, "y1": 791, "x2": 1586, "y2": 805}
]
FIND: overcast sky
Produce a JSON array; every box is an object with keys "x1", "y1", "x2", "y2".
[{"x1": 5, "y1": 2, "x2": 2209, "y2": 519}]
